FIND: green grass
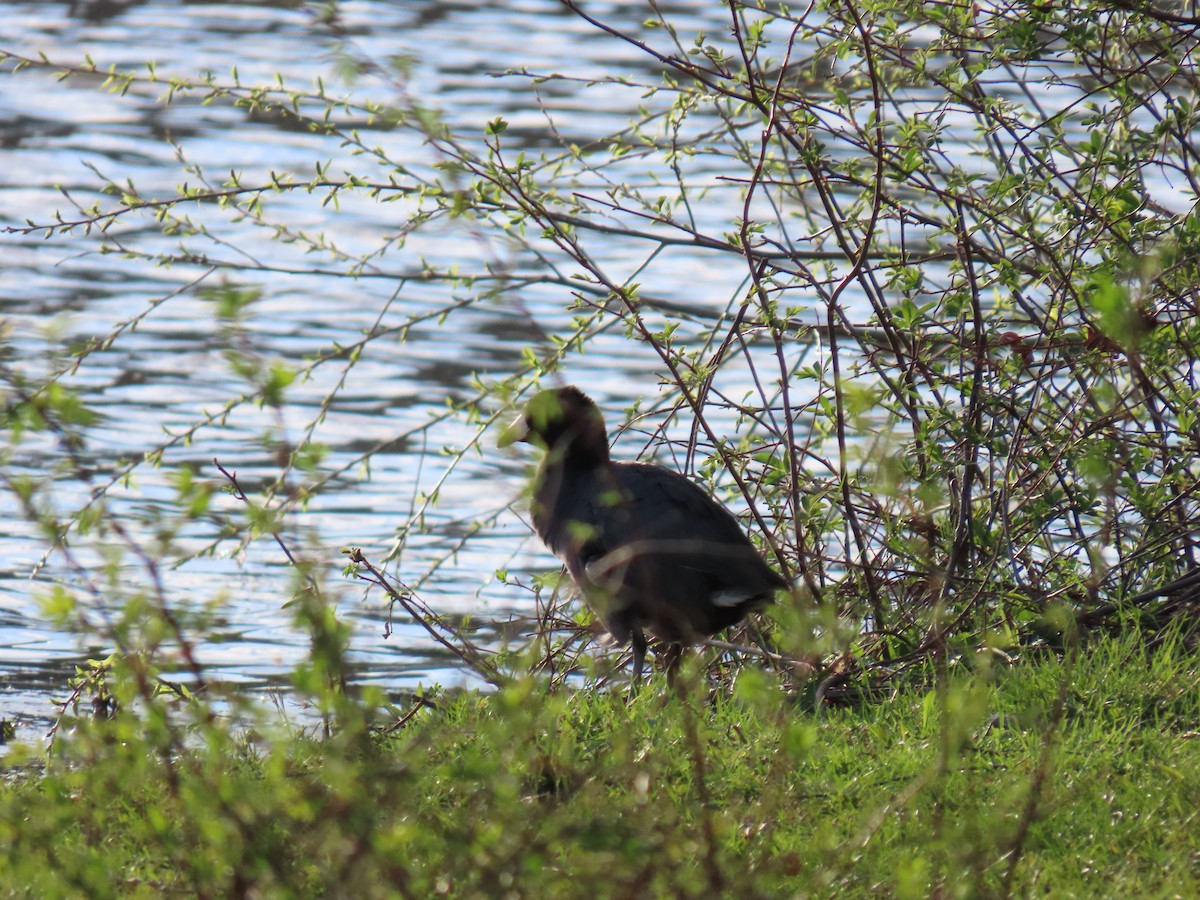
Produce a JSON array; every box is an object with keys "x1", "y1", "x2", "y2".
[{"x1": 2, "y1": 631, "x2": 1199, "y2": 897}]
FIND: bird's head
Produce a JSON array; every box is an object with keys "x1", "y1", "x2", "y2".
[{"x1": 498, "y1": 386, "x2": 609, "y2": 461}]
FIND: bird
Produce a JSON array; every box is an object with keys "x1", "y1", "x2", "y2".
[{"x1": 500, "y1": 385, "x2": 786, "y2": 683}]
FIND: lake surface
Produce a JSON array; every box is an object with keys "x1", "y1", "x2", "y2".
[{"x1": 2, "y1": 0, "x2": 1179, "y2": 734}]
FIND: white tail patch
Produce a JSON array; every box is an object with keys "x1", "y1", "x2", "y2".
[{"x1": 711, "y1": 587, "x2": 757, "y2": 607}]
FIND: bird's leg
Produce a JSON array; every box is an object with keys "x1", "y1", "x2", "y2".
[
  {"x1": 662, "y1": 643, "x2": 684, "y2": 691},
  {"x1": 629, "y1": 629, "x2": 648, "y2": 686}
]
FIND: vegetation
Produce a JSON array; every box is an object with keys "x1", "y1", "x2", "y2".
[
  {"x1": 1, "y1": 0, "x2": 1199, "y2": 895},
  {"x1": 1, "y1": 632, "x2": 1198, "y2": 897}
]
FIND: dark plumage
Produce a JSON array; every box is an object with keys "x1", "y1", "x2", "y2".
[{"x1": 500, "y1": 386, "x2": 786, "y2": 682}]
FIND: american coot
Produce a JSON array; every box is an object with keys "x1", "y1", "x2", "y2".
[{"x1": 500, "y1": 386, "x2": 786, "y2": 682}]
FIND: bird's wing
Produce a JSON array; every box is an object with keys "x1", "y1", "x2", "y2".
[{"x1": 607, "y1": 463, "x2": 784, "y2": 590}]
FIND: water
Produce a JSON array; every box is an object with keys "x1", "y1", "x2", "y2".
[{"x1": 1, "y1": 1, "x2": 1176, "y2": 736}]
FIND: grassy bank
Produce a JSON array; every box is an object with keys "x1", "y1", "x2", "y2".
[{"x1": 2, "y1": 631, "x2": 1197, "y2": 897}]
